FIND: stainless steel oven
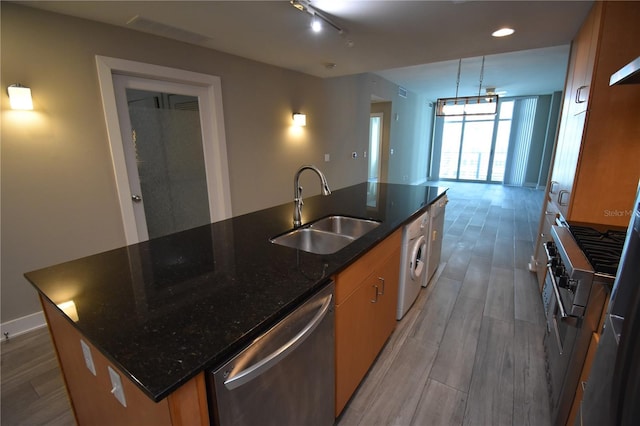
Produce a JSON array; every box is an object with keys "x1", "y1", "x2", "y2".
[{"x1": 542, "y1": 226, "x2": 601, "y2": 426}]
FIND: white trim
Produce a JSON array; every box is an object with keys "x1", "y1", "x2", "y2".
[
  {"x1": 0, "y1": 311, "x2": 47, "y2": 339},
  {"x1": 95, "y1": 56, "x2": 232, "y2": 244}
]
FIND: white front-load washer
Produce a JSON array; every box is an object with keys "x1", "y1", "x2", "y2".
[{"x1": 396, "y1": 211, "x2": 429, "y2": 320}]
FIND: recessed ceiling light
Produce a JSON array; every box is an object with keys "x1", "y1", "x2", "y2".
[{"x1": 492, "y1": 28, "x2": 515, "y2": 37}]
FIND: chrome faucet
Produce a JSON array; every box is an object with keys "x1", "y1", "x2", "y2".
[{"x1": 293, "y1": 165, "x2": 331, "y2": 228}]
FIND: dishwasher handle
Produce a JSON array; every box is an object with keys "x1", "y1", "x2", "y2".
[{"x1": 224, "y1": 293, "x2": 333, "y2": 390}]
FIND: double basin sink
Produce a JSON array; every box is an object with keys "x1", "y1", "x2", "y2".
[{"x1": 270, "y1": 215, "x2": 381, "y2": 255}]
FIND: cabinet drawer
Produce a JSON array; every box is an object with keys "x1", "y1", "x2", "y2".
[{"x1": 335, "y1": 228, "x2": 401, "y2": 305}]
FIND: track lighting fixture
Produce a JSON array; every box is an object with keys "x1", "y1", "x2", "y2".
[{"x1": 290, "y1": 0, "x2": 344, "y2": 35}]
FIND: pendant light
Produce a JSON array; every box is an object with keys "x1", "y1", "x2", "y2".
[{"x1": 435, "y1": 56, "x2": 498, "y2": 116}]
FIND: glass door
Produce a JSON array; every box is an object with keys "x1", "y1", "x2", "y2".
[
  {"x1": 435, "y1": 100, "x2": 514, "y2": 182},
  {"x1": 113, "y1": 75, "x2": 212, "y2": 240}
]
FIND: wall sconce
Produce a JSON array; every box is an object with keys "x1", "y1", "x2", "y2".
[
  {"x1": 292, "y1": 113, "x2": 307, "y2": 127},
  {"x1": 7, "y1": 84, "x2": 33, "y2": 110}
]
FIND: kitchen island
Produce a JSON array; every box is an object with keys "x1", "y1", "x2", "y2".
[{"x1": 25, "y1": 182, "x2": 447, "y2": 424}]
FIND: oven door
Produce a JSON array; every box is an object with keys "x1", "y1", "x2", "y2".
[{"x1": 542, "y1": 263, "x2": 582, "y2": 421}]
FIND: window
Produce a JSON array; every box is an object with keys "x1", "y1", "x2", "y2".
[{"x1": 431, "y1": 98, "x2": 539, "y2": 184}]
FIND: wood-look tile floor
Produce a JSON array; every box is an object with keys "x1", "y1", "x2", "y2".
[
  {"x1": 337, "y1": 182, "x2": 550, "y2": 426},
  {"x1": 1, "y1": 182, "x2": 549, "y2": 426},
  {"x1": 1, "y1": 326, "x2": 74, "y2": 425}
]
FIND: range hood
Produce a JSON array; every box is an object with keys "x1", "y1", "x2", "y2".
[{"x1": 610, "y1": 56, "x2": 640, "y2": 85}]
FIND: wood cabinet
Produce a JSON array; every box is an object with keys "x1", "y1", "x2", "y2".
[
  {"x1": 334, "y1": 228, "x2": 401, "y2": 416},
  {"x1": 41, "y1": 297, "x2": 209, "y2": 426},
  {"x1": 535, "y1": 1, "x2": 640, "y2": 272},
  {"x1": 567, "y1": 2, "x2": 601, "y2": 117},
  {"x1": 545, "y1": 1, "x2": 640, "y2": 226},
  {"x1": 547, "y1": 1, "x2": 602, "y2": 221}
]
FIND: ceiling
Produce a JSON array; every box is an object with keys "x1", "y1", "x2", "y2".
[{"x1": 17, "y1": 1, "x2": 593, "y2": 99}]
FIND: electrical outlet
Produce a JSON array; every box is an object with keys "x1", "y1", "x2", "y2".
[
  {"x1": 108, "y1": 366, "x2": 127, "y2": 407},
  {"x1": 80, "y1": 339, "x2": 97, "y2": 376},
  {"x1": 324, "y1": 153, "x2": 330, "y2": 162}
]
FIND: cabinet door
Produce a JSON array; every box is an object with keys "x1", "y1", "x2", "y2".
[
  {"x1": 371, "y1": 248, "x2": 401, "y2": 355},
  {"x1": 568, "y1": 1, "x2": 602, "y2": 116},
  {"x1": 566, "y1": 2, "x2": 640, "y2": 227},
  {"x1": 548, "y1": 2, "x2": 601, "y2": 219},
  {"x1": 550, "y1": 110, "x2": 587, "y2": 219},
  {"x1": 334, "y1": 276, "x2": 377, "y2": 416}
]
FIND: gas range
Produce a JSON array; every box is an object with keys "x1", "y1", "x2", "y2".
[{"x1": 542, "y1": 222, "x2": 625, "y2": 426}]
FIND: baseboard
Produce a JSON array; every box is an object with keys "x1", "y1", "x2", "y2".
[{"x1": 1, "y1": 311, "x2": 47, "y2": 340}]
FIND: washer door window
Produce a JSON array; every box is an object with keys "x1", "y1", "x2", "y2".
[{"x1": 410, "y1": 235, "x2": 427, "y2": 281}]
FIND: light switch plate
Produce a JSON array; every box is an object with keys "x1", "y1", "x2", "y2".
[
  {"x1": 80, "y1": 339, "x2": 96, "y2": 376},
  {"x1": 108, "y1": 366, "x2": 127, "y2": 407}
]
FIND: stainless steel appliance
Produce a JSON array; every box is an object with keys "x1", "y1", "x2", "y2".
[
  {"x1": 423, "y1": 194, "x2": 447, "y2": 287},
  {"x1": 209, "y1": 282, "x2": 335, "y2": 426},
  {"x1": 542, "y1": 223, "x2": 625, "y2": 426},
  {"x1": 579, "y1": 183, "x2": 640, "y2": 426}
]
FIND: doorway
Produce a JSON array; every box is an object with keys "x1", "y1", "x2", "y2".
[
  {"x1": 96, "y1": 56, "x2": 232, "y2": 244},
  {"x1": 368, "y1": 112, "x2": 383, "y2": 182},
  {"x1": 369, "y1": 101, "x2": 391, "y2": 183}
]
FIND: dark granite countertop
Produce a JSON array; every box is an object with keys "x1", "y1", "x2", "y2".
[{"x1": 25, "y1": 182, "x2": 447, "y2": 402}]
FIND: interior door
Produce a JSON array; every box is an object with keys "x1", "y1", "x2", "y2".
[{"x1": 113, "y1": 74, "x2": 213, "y2": 241}]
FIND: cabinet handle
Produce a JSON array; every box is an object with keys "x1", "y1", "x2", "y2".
[
  {"x1": 223, "y1": 293, "x2": 333, "y2": 390},
  {"x1": 371, "y1": 284, "x2": 379, "y2": 303},
  {"x1": 575, "y1": 85, "x2": 588, "y2": 104},
  {"x1": 550, "y1": 181, "x2": 559, "y2": 194},
  {"x1": 377, "y1": 277, "x2": 385, "y2": 295},
  {"x1": 558, "y1": 190, "x2": 570, "y2": 206}
]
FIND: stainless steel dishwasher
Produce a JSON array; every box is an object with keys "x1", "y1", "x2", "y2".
[{"x1": 209, "y1": 282, "x2": 335, "y2": 426}]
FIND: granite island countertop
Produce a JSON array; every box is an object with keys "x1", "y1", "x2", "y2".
[{"x1": 25, "y1": 182, "x2": 447, "y2": 402}]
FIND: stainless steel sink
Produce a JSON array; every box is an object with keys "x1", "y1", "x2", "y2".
[
  {"x1": 270, "y1": 215, "x2": 380, "y2": 255},
  {"x1": 309, "y1": 215, "x2": 381, "y2": 239}
]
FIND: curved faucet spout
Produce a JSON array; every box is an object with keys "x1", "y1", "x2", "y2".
[{"x1": 293, "y1": 165, "x2": 331, "y2": 228}]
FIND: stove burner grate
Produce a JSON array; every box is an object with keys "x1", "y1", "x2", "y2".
[{"x1": 568, "y1": 225, "x2": 626, "y2": 276}]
